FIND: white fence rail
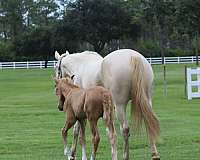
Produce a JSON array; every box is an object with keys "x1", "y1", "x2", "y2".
[
  {"x1": 0, "y1": 60, "x2": 56, "y2": 69},
  {"x1": 187, "y1": 67, "x2": 200, "y2": 100},
  {"x1": 0, "y1": 56, "x2": 200, "y2": 69}
]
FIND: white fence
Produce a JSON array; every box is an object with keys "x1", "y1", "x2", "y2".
[
  {"x1": 0, "y1": 60, "x2": 56, "y2": 69},
  {"x1": 146, "y1": 56, "x2": 199, "y2": 65},
  {"x1": 0, "y1": 56, "x2": 200, "y2": 69},
  {"x1": 187, "y1": 67, "x2": 200, "y2": 100}
]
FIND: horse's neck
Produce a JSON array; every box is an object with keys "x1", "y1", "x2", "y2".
[
  {"x1": 79, "y1": 60, "x2": 103, "y2": 88},
  {"x1": 71, "y1": 59, "x2": 103, "y2": 88}
]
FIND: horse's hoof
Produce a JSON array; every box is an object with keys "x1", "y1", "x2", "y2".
[{"x1": 152, "y1": 155, "x2": 160, "y2": 160}]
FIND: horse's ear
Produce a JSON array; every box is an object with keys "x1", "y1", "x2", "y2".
[
  {"x1": 65, "y1": 50, "x2": 70, "y2": 55},
  {"x1": 55, "y1": 51, "x2": 61, "y2": 60},
  {"x1": 63, "y1": 72, "x2": 70, "y2": 78},
  {"x1": 71, "y1": 75, "x2": 75, "y2": 80}
]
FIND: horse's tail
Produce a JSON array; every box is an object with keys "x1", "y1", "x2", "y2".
[
  {"x1": 130, "y1": 55, "x2": 160, "y2": 142},
  {"x1": 103, "y1": 92, "x2": 115, "y2": 127}
]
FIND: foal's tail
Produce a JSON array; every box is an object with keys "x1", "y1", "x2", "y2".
[
  {"x1": 103, "y1": 92, "x2": 115, "y2": 127},
  {"x1": 130, "y1": 55, "x2": 160, "y2": 142}
]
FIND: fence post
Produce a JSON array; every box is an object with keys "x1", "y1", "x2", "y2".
[
  {"x1": 178, "y1": 57, "x2": 180, "y2": 64},
  {"x1": 13, "y1": 62, "x2": 16, "y2": 69},
  {"x1": 197, "y1": 68, "x2": 200, "y2": 93},
  {"x1": 184, "y1": 65, "x2": 187, "y2": 98},
  {"x1": 54, "y1": 61, "x2": 56, "y2": 68},
  {"x1": 40, "y1": 61, "x2": 42, "y2": 69},
  {"x1": 187, "y1": 68, "x2": 192, "y2": 100},
  {"x1": 0, "y1": 62, "x2": 2, "y2": 70},
  {"x1": 163, "y1": 65, "x2": 167, "y2": 96},
  {"x1": 27, "y1": 61, "x2": 29, "y2": 69}
]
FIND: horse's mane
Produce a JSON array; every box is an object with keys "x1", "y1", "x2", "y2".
[{"x1": 74, "y1": 51, "x2": 100, "y2": 56}]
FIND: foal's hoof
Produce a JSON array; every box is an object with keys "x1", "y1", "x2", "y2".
[
  {"x1": 68, "y1": 156, "x2": 75, "y2": 160},
  {"x1": 152, "y1": 155, "x2": 160, "y2": 160}
]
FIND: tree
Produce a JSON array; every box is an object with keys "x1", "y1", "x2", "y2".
[
  {"x1": 14, "y1": 26, "x2": 53, "y2": 61},
  {"x1": 31, "y1": 0, "x2": 59, "y2": 26},
  {"x1": 141, "y1": 0, "x2": 175, "y2": 61},
  {"x1": 64, "y1": 0, "x2": 132, "y2": 54},
  {"x1": 176, "y1": 0, "x2": 200, "y2": 65},
  {"x1": 0, "y1": 0, "x2": 26, "y2": 41}
]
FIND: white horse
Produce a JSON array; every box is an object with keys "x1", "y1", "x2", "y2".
[{"x1": 55, "y1": 49, "x2": 160, "y2": 160}]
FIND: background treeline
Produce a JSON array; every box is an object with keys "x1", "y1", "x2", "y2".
[{"x1": 0, "y1": 0, "x2": 200, "y2": 61}]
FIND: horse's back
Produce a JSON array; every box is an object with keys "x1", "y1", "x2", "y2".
[
  {"x1": 102, "y1": 49, "x2": 153, "y2": 103},
  {"x1": 103, "y1": 49, "x2": 151, "y2": 71}
]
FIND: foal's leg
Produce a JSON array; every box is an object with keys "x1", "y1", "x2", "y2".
[
  {"x1": 89, "y1": 120, "x2": 100, "y2": 160},
  {"x1": 104, "y1": 118, "x2": 117, "y2": 160},
  {"x1": 115, "y1": 103, "x2": 130, "y2": 160},
  {"x1": 70, "y1": 122, "x2": 80, "y2": 159},
  {"x1": 79, "y1": 119, "x2": 87, "y2": 160},
  {"x1": 62, "y1": 116, "x2": 76, "y2": 159}
]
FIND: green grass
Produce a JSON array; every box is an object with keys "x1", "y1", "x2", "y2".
[{"x1": 0, "y1": 65, "x2": 200, "y2": 160}]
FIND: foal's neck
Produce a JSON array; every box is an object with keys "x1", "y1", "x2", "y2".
[{"x1": 62, "y1": 83, "x2": 80, "y2": 97}]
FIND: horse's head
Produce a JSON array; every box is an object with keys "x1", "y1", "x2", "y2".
[{"x1": 54, "y1": 50, "x2": 70, "y2": 79}]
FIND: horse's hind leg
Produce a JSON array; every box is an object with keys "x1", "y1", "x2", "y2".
[
  {"x1": 115, "y1": 103, "x2": 130, "y2": 160},
  {"x1": 89, "y1": 120, "x2": 100, "y2": 160},
  {"x1": 150, "y1": 142, "x2": 160, "y2": 160},
  {"x1": 79, "y1": 119, "x2": 87, "y2": 160},
  {"x1": 148, "y1": 97, "x2": 160, "y2": 160}
]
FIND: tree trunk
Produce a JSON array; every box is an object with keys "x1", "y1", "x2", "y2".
[{"x1": 195, "y1": 31, "x2": 199, "y2": 66}]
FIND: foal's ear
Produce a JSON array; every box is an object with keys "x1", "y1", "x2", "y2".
[
  {"x1": 55, "y1": 51, "x2": 60, "y2": 60},
  {"x1": 53, "y1": 76, "x2": 59, "y2": 83},
  {"x1": 63, "y1": 72, "x2": 70, "y2": 78}
]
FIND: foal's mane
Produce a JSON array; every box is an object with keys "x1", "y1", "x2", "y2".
[{"x1": 64, "y1": 79, "x2": 79, "y2": 89}]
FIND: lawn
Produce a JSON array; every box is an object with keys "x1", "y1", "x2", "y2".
[{"x1": 0, "y1": 64, "x2": 200, "y2": 160}]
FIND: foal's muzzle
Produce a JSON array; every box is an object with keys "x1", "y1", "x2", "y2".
[{"x1": 57, "y1": 95, "x2": 65, "y2": 111}]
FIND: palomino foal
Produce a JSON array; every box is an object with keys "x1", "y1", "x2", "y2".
[{"x1": 54, "y1": 77, "x2": 117, "y2": 160}]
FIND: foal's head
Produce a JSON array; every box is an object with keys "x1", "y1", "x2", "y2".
[{"x1": 54, "y1": 75, "x2": 77, "y2": 111}]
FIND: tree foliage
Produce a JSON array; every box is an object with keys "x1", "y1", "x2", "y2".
[{"x1": 0, "y1": 0, "x2": 200, "y2": 61}]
